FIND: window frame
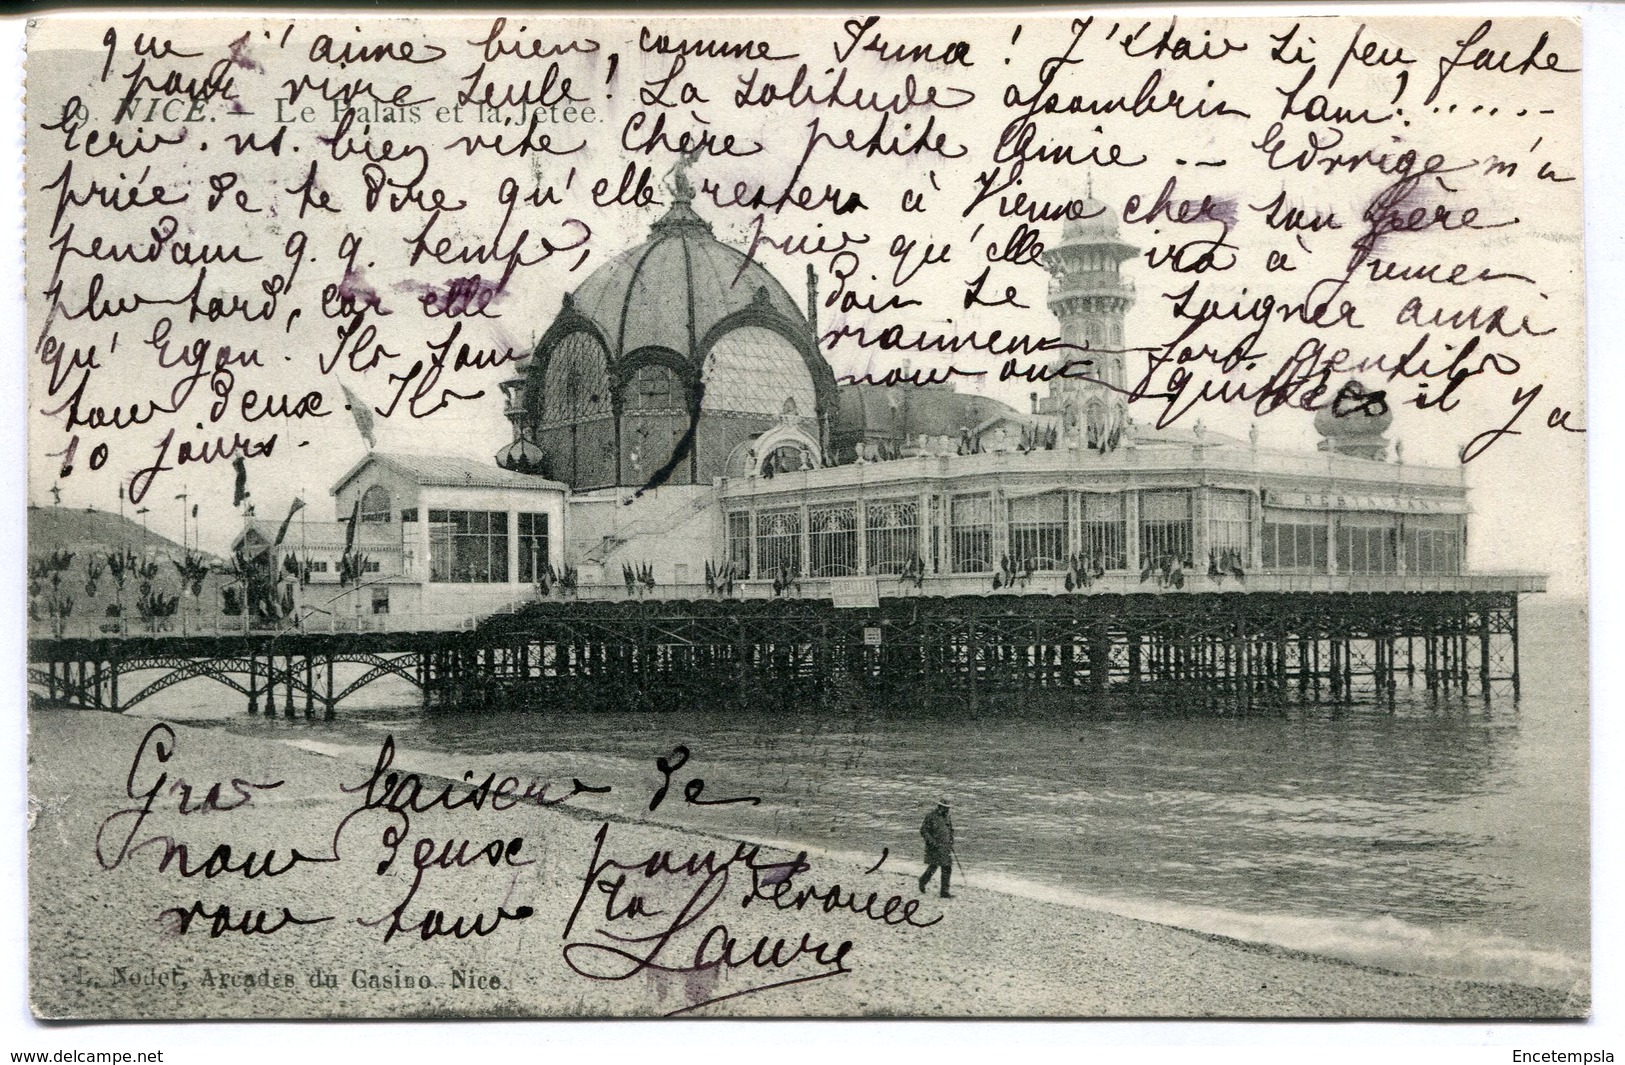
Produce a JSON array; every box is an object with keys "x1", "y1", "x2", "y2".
[
  {"x1": 808, "y1": 503, "x2": 858, "y2": 577},
  {"x1": 1139, "y1": 490, "x2": 1193, "y2": 568},
  {"x1": 755, "y1": 507, "x2": 802, "y2": 577},
  {"x1": 427, "y1": 509, "x2": 511, "y2": 584},
  {"x1": 1261, "y1": 518, "x2": 1329, "y2": 573},
  {"x1": 1008, "y1": 492, "x2": 1067, "y2": 570},
  {"x1": 1403, "y1": 516, "x2": 1461, "y2": 575},
  {"x1": 1207, "y1": 490, "x2": 1253, "y2": 560},
  {"x1": 726, "y1": 512, "x2": 753, "y2": 578},
  {"x1": 1336, "y1": 516, "x2": 1398, "y2": 575},
  {"x1": 517, "y1": 511, "x2": 550, "y2": 583},
  {"x1": 865, "y1": 498, "x2": 921, "y2": 576},
  {"x1": 950, "y1": 494, "x2": 995, "y2": 573},
  {"x1": 1081, "y1": 493, "x2": 1127, "y2": 571}
]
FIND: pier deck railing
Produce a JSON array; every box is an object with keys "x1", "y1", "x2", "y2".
[
  {"x1": 554, "y1": 570, "x2": 1547, "y2": 604},
  {"x1": 35, "y1": 611, "x2": 483, "y2": 642},
  {"x1": 31, "y1": 572, "x2": 1546, "y2": 642}
]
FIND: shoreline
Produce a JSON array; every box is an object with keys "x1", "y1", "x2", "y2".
[
  {"x1": 28, "y1": 708, "x2": 1588, "y2": 1020},
  {"x1": 275, "y1": 710, "x2": 1592, "y2": 996}
]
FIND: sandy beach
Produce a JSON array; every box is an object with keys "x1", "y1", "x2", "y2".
[{"x1": 26, "y1": 707, "x2": 1586, "y2": 1020}]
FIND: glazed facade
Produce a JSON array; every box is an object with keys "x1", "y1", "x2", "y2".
[{"x1": 716, "y1": 441, "x2": 1468, "y2": 586}]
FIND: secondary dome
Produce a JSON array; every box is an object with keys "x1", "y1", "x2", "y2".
[
  {"x1": 498, "y1": 188, "x2": 836, "y2": 490},
  {"x1": 1060, "y1": 196, "x2": 1120, "y2": 241},
  {"x1": 1315, "y1": 380, "x2": 1394, "y2": 461},
  {"x1": 1314, "y1": 381, "x2": 1394, "y2": 439},
  {"x1": 1047, "y1": 186, "x2": 1137, "y2": 268}
]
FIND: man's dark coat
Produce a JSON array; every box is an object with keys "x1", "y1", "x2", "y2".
[{"x1": 921, "y1": 807, "x2": 954, "y2": 866}]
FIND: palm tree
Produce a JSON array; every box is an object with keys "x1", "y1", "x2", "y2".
[
  {"x1": 28, "y1": 550, "x2": 78, "y2": 636},
  {"x1": 103, "y1": 547, "x2": 138, "y2": 631},
  {"x1": 173, "y1": 550, "x2": 211, "y2": 632},
  {"x1": 215, "y1": 550, "x2": 256, "y2": 629}
]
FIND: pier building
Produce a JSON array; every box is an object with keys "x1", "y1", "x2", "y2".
[
  {"x1": 470, "y1": 183, "x2": 1478, "y2": 602},
  {"x1": 30, "y1": 180, "x2": 1540, "y2": 717},
  {"x1": 388, "y1": 181, "x2": 1531, "y2": 712}
]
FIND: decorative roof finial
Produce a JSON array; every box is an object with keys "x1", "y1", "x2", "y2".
[
  {"x1": 666, "y1": 148, "x2": 700, "y2": 204},
  {"x1": 1086, "y1": 172, "x2": 1093, "y2": 199},
  {"x1": 649, "y1": 151, "x2": 714, "y2": 235}
]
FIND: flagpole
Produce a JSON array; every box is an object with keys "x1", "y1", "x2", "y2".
[
  {"x1": 270, "y1": 496, "x2": 308, "y2": 628},
  {"x1": 343, "y1": 497, "x2": 363, "y2": 628}
]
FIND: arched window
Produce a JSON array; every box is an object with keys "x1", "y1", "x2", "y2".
[
  {"x1": 762, "y1": 443, "x2": 808, "y2": 475},
  {"x1": 360, "y1": 485, "x2": 391, "y2": 524},
  {"x1": 622, "y1": 363, "x2": 689, "y2": 484},
  {"x1": 1098, "y1": 353, "x2": 1123, "y2": 390},
  {"x1": 539, "y1": 331, "x2": 614, "y2": 487},
  {"x1": 541, "y1": 332, "x2": 611, "y2": 427},
  {"x1": 1085, "y1": 401, "x2": 1110, "y2": 450}
]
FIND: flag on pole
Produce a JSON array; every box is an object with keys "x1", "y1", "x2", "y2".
[
  {"x1": 343, "y1": 497, "x2": 362, "y2": 554},
  {"x1": 191, "y1": 503, "x2": 198, "y2": 519},
  {"x1": 273, "y1": 497, "x2": 306, "y2": 548},
  {"x1": 340, "y1": 383, "x2": 377, "y2": 449},
  {"x1": 232, "y1": 456, "x2": 249, "y2": 506}
]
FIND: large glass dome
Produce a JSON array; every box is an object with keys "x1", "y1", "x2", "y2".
[{"x1": 498, "y1": 195, "x2": 835, "y2": 490}]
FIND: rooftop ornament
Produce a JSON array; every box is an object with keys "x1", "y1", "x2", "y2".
[{"x1": 1314, "y1": 380, "x2": 1393, "y2": 461}]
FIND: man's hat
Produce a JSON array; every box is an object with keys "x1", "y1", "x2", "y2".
[{"x1": 937, "y1": 798, "x2": 951, "y2": 808}]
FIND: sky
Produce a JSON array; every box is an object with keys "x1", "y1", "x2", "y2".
[{"x1": 19, "y1": 11, "x2": 1592, "y2": 598}]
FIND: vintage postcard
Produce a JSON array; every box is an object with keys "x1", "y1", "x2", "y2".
[{"x1": 22, "y1": 11, "x2": 1590, "y2": 1020}]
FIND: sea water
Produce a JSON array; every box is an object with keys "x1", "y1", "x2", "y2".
[{"x1": 152, "y1": 597, "x2": 1591, "y2": 993}]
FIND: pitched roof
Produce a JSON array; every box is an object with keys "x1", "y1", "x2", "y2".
[{"x1": 331, "y1": 451, "x2": 569, "y2": 495}]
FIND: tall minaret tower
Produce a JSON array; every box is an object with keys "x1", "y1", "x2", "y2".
[{"x1": 1040, "y1": 182, "x2": 1139, "y2": 451}]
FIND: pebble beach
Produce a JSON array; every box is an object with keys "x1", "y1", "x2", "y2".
[{"x1": 27, "y1": 708, "x2": 1586, "y2": 1020}]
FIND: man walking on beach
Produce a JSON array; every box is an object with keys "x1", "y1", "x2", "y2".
[{"x1": 918, "y1": 799, "x2": 955, "y2": 898}]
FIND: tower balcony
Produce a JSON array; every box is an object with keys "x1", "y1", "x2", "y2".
[
  {"x1": 1046, "y1": 271, "x2": 1136, "y2": 303},
  {"x1": 500, "y1": 374, "x2": 529, "y2": 417}
]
